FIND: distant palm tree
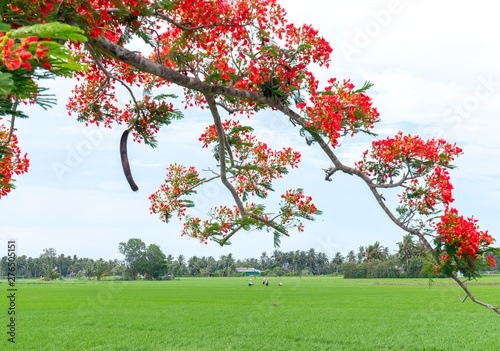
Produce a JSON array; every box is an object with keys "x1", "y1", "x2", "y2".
[
  {"x1": 272, "y1": 250, "x2": 284, "y2": 269},
  {"x1": 332, "y1": 252, "x2": 344, "y2": 272},
  {"x1": 290, "y1": 251, "x2": 299, "y2": 273},
  {"x1": 94, "y1": 261, "x2": 107, "y2": 281},
  {"x1": 307, "y1": 248, "x2": 316, "y2": 273},
  {"x1": 225, "y1": 253, "x2": 234, "y2": 276},
  {"x1": 298, "y1": 251, "x2": 307, "y2": 271},
  {"x1": 260, "y1": 251, "x2": 268, "y2": 269},
  {"x1": 357, "y1": 246, "x2": 366, "y2": 263},
  {"x1": 177, "y1": 254, "x2": 185, "y2": 266},
  {"x1": 188, "y1": 256, "x2": 200, "y2": 276},
  {"x1": 347, "y1": 250, "x2": 356, "y2": 262},
  {"x1": 85, "y1": 263, "x2": 94, "y2": 280},
  {"x1": 414, "y1": 241, "x2": 426, "y2": 257},
  {"x1": 397, "y1": 234, "x2": 416, "y2": 266},
  {"x1": 364, "y1": 241, "x2": 388, "y2": 261},
  {"x1": 316, "y1": 252, "x2": 329, "y2": 272},
  {"x1": 43, "y1": 266, "x2": 60, "y2": 280}
]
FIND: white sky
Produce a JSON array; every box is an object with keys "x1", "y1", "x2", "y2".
[{"x1": 1, "y1": 0, "x2": 499, "y2": 261}]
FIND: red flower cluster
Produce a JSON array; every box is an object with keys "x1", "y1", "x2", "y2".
[
  {"x1": 436, "y1": 207, "x2": 494, "y2": 260},
  {"x1": 7, "y1": 0, "x2": 147, "y2": 39},
  {"x1": 279, "y1": 189, "x2": 320, "y2": 232},
  {"x1": 181, "y1": 205, "x2": 242, "y2": 244},
  {"x1": 0, "y1": 34, "x2": 51, "y2": 71},
  {"x1": 356, "y1": 133, "x2": 463, "y2": 179},
  {"x1": 199, "y1": 119, "x2": 301, "y2": 198},
  {"x1": 487, "y1": 255, "x2": 496, "y2": 267},
  {"x1": 355, "y1": 133, "x2": 498, "y2": 276},
  {"x1": 67, "y1": 60, "x2": 179, "y2": 144},
  {"x1": 149, "y1": 164, "x2": 202, "y2": 222},
  {"x1": 297, "y1": 78, "x2": 379, "y2": 147},
  {"x1": 0, "y1": 120, "x2": 30, "y2": 198},
  {"x1": 356, "y1": 133, "x2": 463, "y2": 215}
]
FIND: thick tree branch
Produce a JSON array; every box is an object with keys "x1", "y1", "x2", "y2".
[{"x1": 87, "y1": 36, "x2": 275, "y2": 105}]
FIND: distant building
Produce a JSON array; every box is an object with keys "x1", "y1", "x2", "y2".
[{"x1": 235, "y1": 267, "x2": 262, "y2": 276}]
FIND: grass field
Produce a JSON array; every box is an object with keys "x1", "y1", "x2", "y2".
[{"x1": 1, "y1": 276, "x2": 499, "y2": 350}]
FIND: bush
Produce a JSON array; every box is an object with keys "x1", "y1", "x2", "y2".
[
  {"x1": 300, "y1": 267, "x2": 312, "y2": 277},
  {"x1": 273, "y1": 267, "x2": 285, "y2": 277}
]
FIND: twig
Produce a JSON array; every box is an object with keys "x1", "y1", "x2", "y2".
[
  {"x1": 190, "y1": 175, "x2": 220, "y2": 190},
  {"x1": 249, "y1": 213, "x2": 289, "y2": 236},
  {"x1": 220, "y1": 224, "x2": 245, "y2": 245},
  {"x1": 323, "y1": 166, "x2": 338, "y2": 181},
  {"x1": 451, "y1": 274, "x2": 500, "y2": 314},
  {"x1": 84, "y1": 43, "x2": 145, "y2": 123},
  {"x1": 2, "y1": 95, "x2": 19, "y2": 147},
  {"x1": 215, "y1": 102, "x2": 249, "y2": 114}
]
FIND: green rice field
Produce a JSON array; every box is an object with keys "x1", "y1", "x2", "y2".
[{"x1": 1, "y1": 276, "x2": 499, "y2": 350}]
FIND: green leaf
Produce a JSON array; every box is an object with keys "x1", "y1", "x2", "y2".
[
  {"x1": 299, "y1": 126, "x2": 322, "y2": 146},
  {"x1": 354, "y1": 81, "x2": 374, "y2": 94},
  {"x1": 0, "y1": 72, "x2": 14, "y2": 96},
  {"x1": 154, "y1": 93, "x2": 178, "y2": 100},
  {"x1": 9, "y1": 22, "x2": 87, "y2": 42},
  {"x1": 273, "y1": 231, "x2": 282, "y2": 248},
  {"x1": 296, "y1": 43, "x2": 313, "y2": 52},
  {"x1": 0, "y1": 23, "x2": 10, "y2": 32},
  {"x1": 157, "y1": 0, "x2": 176, "y2": 11}
]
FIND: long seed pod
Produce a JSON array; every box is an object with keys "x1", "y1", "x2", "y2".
[{"x1": 119, "y1": 128, "x2": 139, "y2": 191}]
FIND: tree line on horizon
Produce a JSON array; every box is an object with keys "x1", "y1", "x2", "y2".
[{"x1": 2, "y1": 236, "x2": 499, "y2": 280}]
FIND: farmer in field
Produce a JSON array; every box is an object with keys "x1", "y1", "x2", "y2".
[
  {"x1": 262, "y1": 278, "x2": 265, "y2": 285},
  {"x1": 266, "y1": 278, "x2": 269, "y2": 286},
  {"x1": 249, "y1": 279, "x2": 254, "y2": 286}
]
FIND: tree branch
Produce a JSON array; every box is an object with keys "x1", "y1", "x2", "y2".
[
  {"x1": 220, "y1": 224, "x2": 245, "y2": 245},
  {"x1": 84, "y1": 42, "x2": 146, "y2": 123},
  {"x1": 2, "y1": 95, "x2": 19, "y2": 147},
  {"x1": 87, "y1": 36, "x2": 276, "y2": 106},
  {"x1": 191, "y1": 175, "x2": 221, "y2": 190},
  {"x1": 249, "y1": 213, "x2": 289, "y2": 237},
  {"x1": 451, "y1": 273, "x2": 500, "y2": 314},
  {"x1": 204, "y1": 92, "x2": 246, "y2": 216}
]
